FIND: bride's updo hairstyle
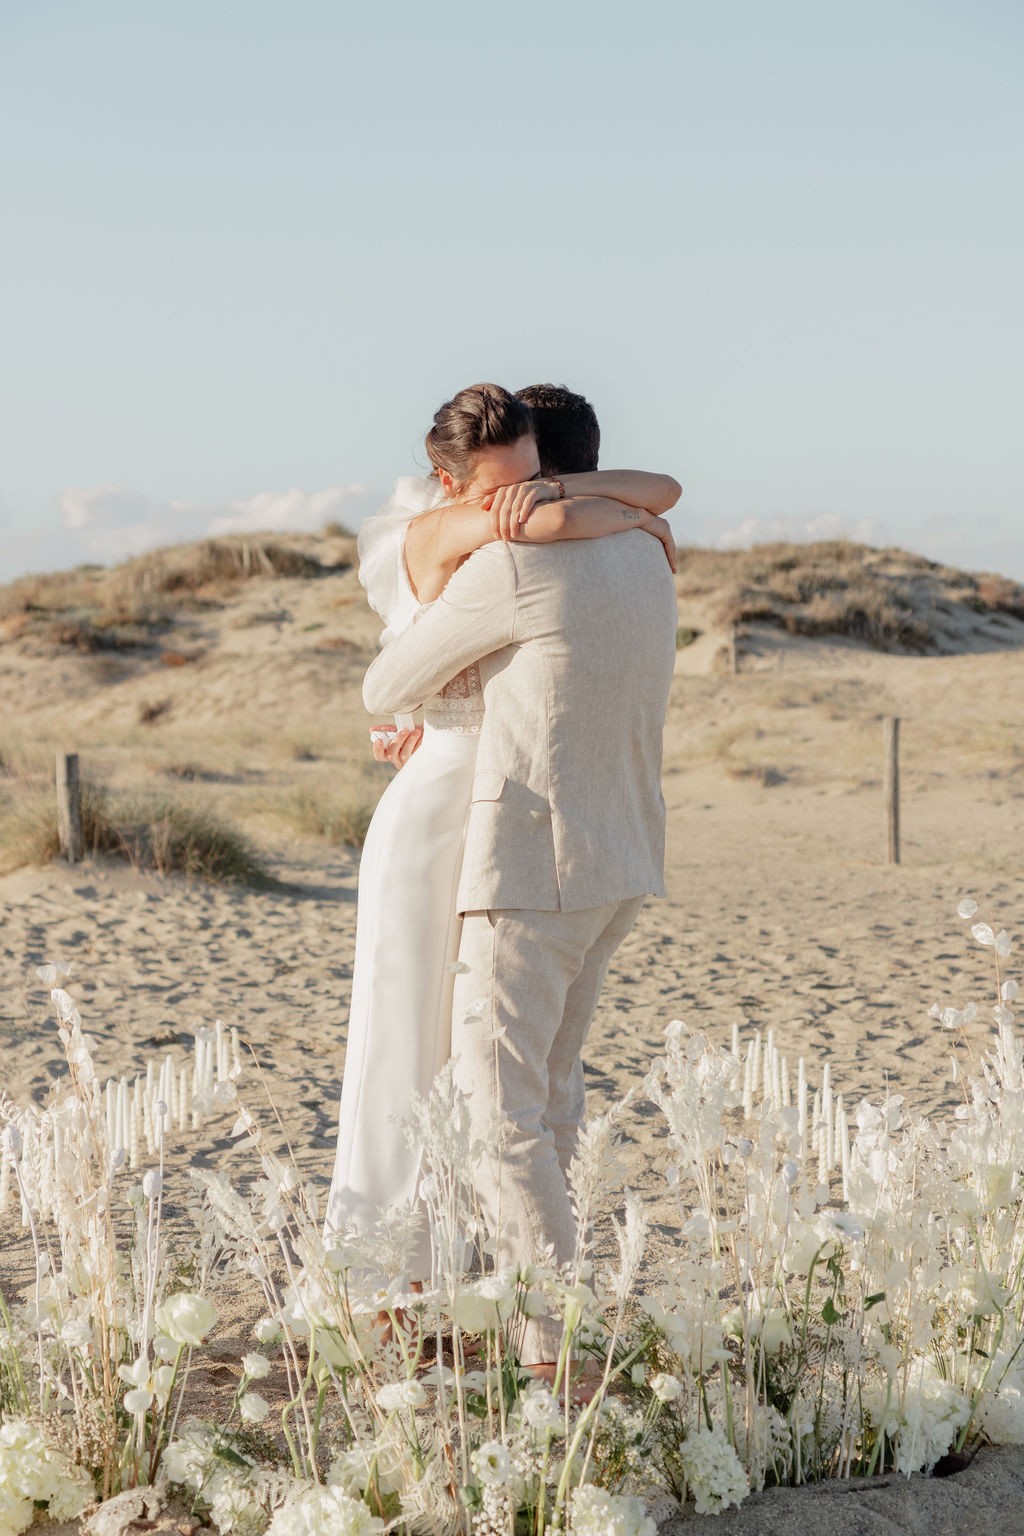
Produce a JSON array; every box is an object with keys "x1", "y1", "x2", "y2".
[{"x1": 426, "y1": 382, "x2": 534, "y2": 493}]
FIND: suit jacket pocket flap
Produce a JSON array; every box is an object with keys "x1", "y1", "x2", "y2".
[{"x1": 471, "y1": 771, "x2": 506, "y2": 802}]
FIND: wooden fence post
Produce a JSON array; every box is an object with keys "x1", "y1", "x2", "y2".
[
  {"x1": 56, "y1": 752, "x2": 83, "y2": 865},
  {"x1": 884, "y1": 717, "x2": 900, "y2": 865}
]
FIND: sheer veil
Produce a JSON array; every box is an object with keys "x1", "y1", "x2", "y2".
[{"x1": 357, "y1": 475, "x2": 442, "y2": 643}]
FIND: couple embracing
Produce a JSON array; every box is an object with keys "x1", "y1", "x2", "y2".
[{"x1": 326, "y1": 381, "x2": 679, "y2": 1374}]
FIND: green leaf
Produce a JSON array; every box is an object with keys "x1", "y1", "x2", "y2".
[
  {"x1": 864, "y1": 1292, "x2": 886, "y2": 1311},
  {"x1": 213, "y1": 1446, "x2": 251, "y2": 1469},
  {"x1": 821, "y1": 1298, "x2": 842, "y2": 1326}
]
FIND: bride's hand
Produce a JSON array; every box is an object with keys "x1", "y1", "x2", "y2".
[
  {"x1": 483, "y1": 480, "x2": 561, "y2": 542},
  {"x1": 369, "y1": 725, "x2": 423, "y2": 769},
  {"x1": 640, "y1": 513, "x2": 678, "y2": 573}
]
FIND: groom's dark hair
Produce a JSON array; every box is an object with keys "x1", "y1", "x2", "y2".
[{"x1": 515, "y1": 384, "x2": 601, "y2": 476}]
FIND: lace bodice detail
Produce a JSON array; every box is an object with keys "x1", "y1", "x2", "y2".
[{"x1": 423, "y1": 661, "x2": 485, "y2": 735}]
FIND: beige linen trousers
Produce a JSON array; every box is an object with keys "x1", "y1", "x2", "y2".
[{"x1": 363, "y1": 532, "x2": 677, "y2": 1358}]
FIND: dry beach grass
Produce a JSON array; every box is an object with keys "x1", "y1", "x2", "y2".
[{"x1": 2, "y1": 533, "x2": 1024, "y2": 1530}]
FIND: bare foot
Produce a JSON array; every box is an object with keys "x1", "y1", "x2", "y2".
[
  {"x1": 375, "y1": 1280, "x2": 424, "y2": 1346},
  {"x1": 524, "y1": 1360, "x2": 603, "y2": 1405}
]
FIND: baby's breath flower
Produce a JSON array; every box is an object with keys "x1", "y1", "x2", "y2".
[
  {"x1": 569, "y1": 1484, "x2": 657, "y2": 1536},
  {"x1": 679, "y1": 1425, "x2": 748, "y2": 1515}
]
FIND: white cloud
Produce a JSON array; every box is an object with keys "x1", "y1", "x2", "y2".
[
  {"x1": 59, "y1": 484, "x2": 164, "y2": 533},
  {"x1": 206, "y1": 486, "x2": 366, "y2": 536},
  {"x1": 49, "y1": 482, "x2": 380, "y2": 567},
  {"x1": 713, "y1": 510, "x2": 887, "y2": 551}
]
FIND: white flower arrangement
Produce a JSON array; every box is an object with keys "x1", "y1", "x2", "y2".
[
  {"x1": 266, "y1": 1482, "x2": 383, "y2": 1536},
  {"x1": 0, "y1": 1420, "x2": 92, "y2": 1533},
  {"x1": 2, "y1": 903, "x2": 1024, "y2": 1533},
  {"x1": 569, "y1": 1484, "x2": 656, "y2": 1536},
  {"x1": 678, "y1": 1425, "x2": 749, "y2": 1515}
]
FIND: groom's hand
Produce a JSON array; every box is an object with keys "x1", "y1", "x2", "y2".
[{"x1": 483, "y1": 479, "x2": 561, "y2": 542}]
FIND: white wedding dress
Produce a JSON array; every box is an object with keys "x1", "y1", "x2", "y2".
[{"x1": 325, "y1": 478, "x2": 484, "y2": 1277}]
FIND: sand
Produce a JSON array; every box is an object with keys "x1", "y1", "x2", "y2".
[{"x1": 2, "y1": 545, "x2": 1024, "y2": 1525}]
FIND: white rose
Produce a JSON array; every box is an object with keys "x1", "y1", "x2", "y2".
[
  {"x1": 758, "y1": 1308, "x2": 792, "y2": 1354},
  {"x1": 239, "y1": 1392, "x2": 270, "y2": 1423},
  {"x1": 153, "y1": 1333, "x2": 179, "y2": 1361},
  {"x1": 375, "y1": 1379, "x2": 426, "y2": 1412},
  {"x1": 156, "y1": 1293, "x2": 218, "y2": 1347},
  {"x1": 472, "y1": 1440, "x2": 512, "y2": 1488},
  {"x1": 449, "y1": 1282, "x2": 515, "y2": 1334},
  {"x1": 315, "y1": 1329, "x2": 357, "y2": 1370},
  {"x1": 521, "y1": 1386, "x2": 563, "y2": 1433},
  {"x1": 558, "y1": 1281, "x2": 596, "y2": 1331}
]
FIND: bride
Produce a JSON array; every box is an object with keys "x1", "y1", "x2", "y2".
[{"x1": 325, "y1": 381, "x2": 680, "y2": 1279}]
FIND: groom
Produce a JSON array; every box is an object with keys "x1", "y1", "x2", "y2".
[{"x1": 362, "y1": 400, "x2": 677, "y2": 1364}]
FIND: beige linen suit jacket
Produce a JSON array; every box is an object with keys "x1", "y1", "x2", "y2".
[{"x1": 362, "y1": 531, "x2": 677, "y2": 915}]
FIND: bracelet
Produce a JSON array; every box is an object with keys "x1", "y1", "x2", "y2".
[{"x1": 553, "y1": 478, "x2": 566, "y2": 500}]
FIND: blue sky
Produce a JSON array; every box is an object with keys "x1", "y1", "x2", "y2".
[{"x1": 2, "y1": 1, "x2": 1022, "y2": 582}]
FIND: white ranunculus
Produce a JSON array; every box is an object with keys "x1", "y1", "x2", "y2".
[
  {"x1": 241, "y1": 1352, "x2": 271, "y2": 1380},
  {"x1": 156, "y1": 1293, "x2": 218, "y2": 1347}
]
